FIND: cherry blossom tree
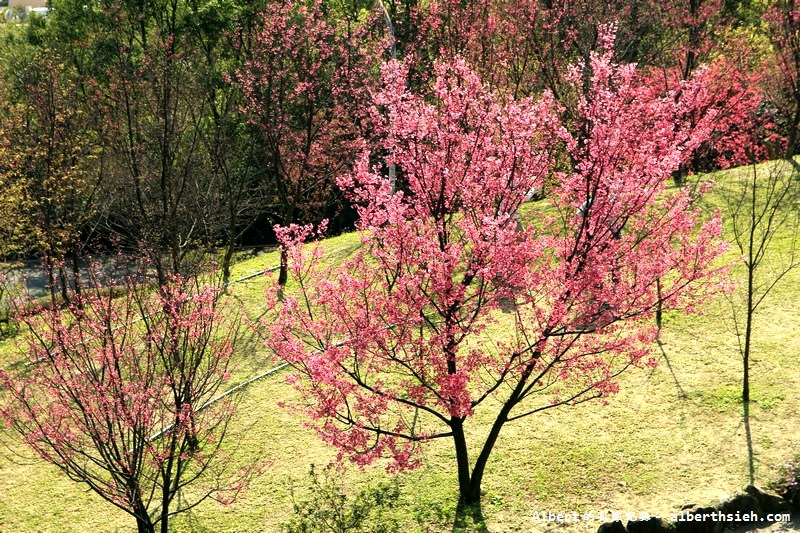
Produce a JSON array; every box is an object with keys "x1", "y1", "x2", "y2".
[
  {"x1": 235, "y1": 0, "x2": 381, "y2": 285},
  {"x1": 267, "y1": 38, "x2": 730, "y2": 510},
  {"x1": 406, "y1": 0, "x2": 766, "y2": 180},
  {"x1": 645, "y1": 53, "x2": 776, "y2": 176},
  {"x1": 1, "y1": 271, "x2": 248, "y2": 533},
  {"x1": 406, "y1": 0, "x2": 666, "y2": 99},
  {"x1": 765, "y1": 0, "x2": 800, "y2": 156}
]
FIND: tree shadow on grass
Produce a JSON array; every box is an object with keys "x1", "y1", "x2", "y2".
[
  {"x1": 453, "y1": 501, "x2": 489, "y2": 533},
  {"x1": 656, "y1": 338, "x2": 687, "y2": 400},
  {"x1": 744, "y1": 399, "x2": 755, "y2": 485}
]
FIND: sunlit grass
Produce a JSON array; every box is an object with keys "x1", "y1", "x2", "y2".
[{"x1": 1, "y1": 164, "x2": 799, "y2": 532}]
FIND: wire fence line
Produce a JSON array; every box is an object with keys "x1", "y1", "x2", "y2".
[
  {"x1": 223, "y1": 263, "x2": 282, "y2": 287},
  {"x1": 147, "y1": 361, "x2": 290, "y2": 442},
  {"x1": 148, "y1": 306, "x2": 397, "y2": 442},
  {"x1": 9, "y1": 263, "x2": 286, "y2": 370},
  {"x1": 4, "y1": 242, "x2": 318, "y2": 369},
  {"x1": 2, "y1": 244, "x2": 365, "y2": 443}
]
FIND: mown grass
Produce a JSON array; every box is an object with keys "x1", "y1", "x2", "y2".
[{"x1": 1, "y1": 162, "x2": 800, "y2": 532}]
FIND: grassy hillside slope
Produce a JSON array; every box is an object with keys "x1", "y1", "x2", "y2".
[{"x1": 1, "y1": 162, "x2": 798, "y2": 532}]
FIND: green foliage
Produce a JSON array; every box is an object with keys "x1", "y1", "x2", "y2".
[
  {"x1": 0, "y1": 50, "x2": 103, "y2": 264},
  {"x1": 692, "y1": 385, "x2": 742, "y2": 413},
  {"x1": 722, "y1": 0, "x2": 766, "y2": 28},
  {"x1": 411, "y1": 498, "x2": 453, "y2": 533},
  {"x1": 284, "y1": 464, "x2": 401, "y2": 533}
]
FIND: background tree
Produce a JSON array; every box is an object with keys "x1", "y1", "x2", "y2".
[
  {"x1": 235, "y1": 0, "x2": 381, "y2": 285},
  {"x1": 405, "y1": 0, "x2": 665, "y2": 98},
  {"x1": 0, "y1": 45, "x2": 105, "y2": 301},
  {"x1": 24, "y1": 0, "x2": 261, "y2": 285},
  {"x1": 267, "y1": 44, "x2": 729, "y2": 513},
  {"x1": 1, "y1": 269, "x2": 249, "y2": 533},
  {"x1": 181, "y1": 0, "x2": 263, "y2": 286},
  {"x1": 95, "y1": 0, "x2": 223, "y2": 283},
  {"x1": 721, "y1": 159, "x2": 800, "y2": 483},
  {"x1": 403, "y1": 0, "x2": 768, "y2": 182},
  {"x1": 765, "y1": 0, "x2": 800, "y2": 157}
]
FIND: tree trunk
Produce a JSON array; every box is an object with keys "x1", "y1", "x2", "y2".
[
  {"x1": 278, "y1": 247, "x2": 288, "y2": 287},
  {"x1": 744, "y1": 396, "x2": 755, "y2": 485},
  {"x1": 70, "y1": 250, "x2": 83, "y2": 307},
  {"x1": 133, "y1": 498, "x2": 154, "y2": 533},
  {"x1": 785, "y1": 97, "x2": 800, "y2": 159},
  {"x1": 683, "y1": 0, "x2": 700, "y2": 82},
  {"x1": 70, "y1": 250, "x2": 81, "y2": 294},
  {"x1": 136, "y1": 516, "x2": 155, "y2": 533},
  {"x1": 277, "y1": 202, "x2": 296, "y2": 288},
  {"x1": 452, "y1": 382, "x2": 524, "y2": 506},
  {"x1": 742, "y1": 169, "x2": 757, "y2": 484},
  {"x1": 450, "y1": 429, "x2": 488, "y2": 529},
  {"x1": 743, "y1": 168, "x2": 757, "y2": 405},
  {"x1": 742, "y1": 296, "x2": 752, "y2": 404},
  {"x1": 160, "y1": 486, "x2": 171, "y2": 533},
  {"x1": 468, "y1": 415, "x2": 508, "y2": 504},
  {"x1": 46, "y1": 257, "x2": 58, "y2": 303},
  {"x1": 221, "y1": 229, "x2": 236, "y2": 288},
  {"x1": 58, "y1": 265, "x2": 70, "y2": 303},
  {"x1": 451, "y1": 418, "x2": 476, "y2": 505},
  {"x1": 673, "y1": 169, "x2": 685, "y2": 187}
]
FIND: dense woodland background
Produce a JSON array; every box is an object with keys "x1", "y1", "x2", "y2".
[{"x1": 0, "y1": 0, "x2": 798, "y2": 281}]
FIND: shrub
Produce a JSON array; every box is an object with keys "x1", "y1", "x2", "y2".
[
  {"x1": 284, "y1": 464, "x2": 401, "y2": 533},
  {"x1": 771, "y1": 455, "x2": 800, "y2": 509}
]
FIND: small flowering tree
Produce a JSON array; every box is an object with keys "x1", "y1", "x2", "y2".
[
  {"x1": 1, "y1": 271, "x2": 246, "y2": 533},
  {"x1": 268, "y1": 42, "x2": 730, "y2": 509}
]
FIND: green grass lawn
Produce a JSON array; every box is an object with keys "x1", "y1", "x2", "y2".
[{"x1": 1, "y1": 162, "x2": 799, "y2": 532}]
